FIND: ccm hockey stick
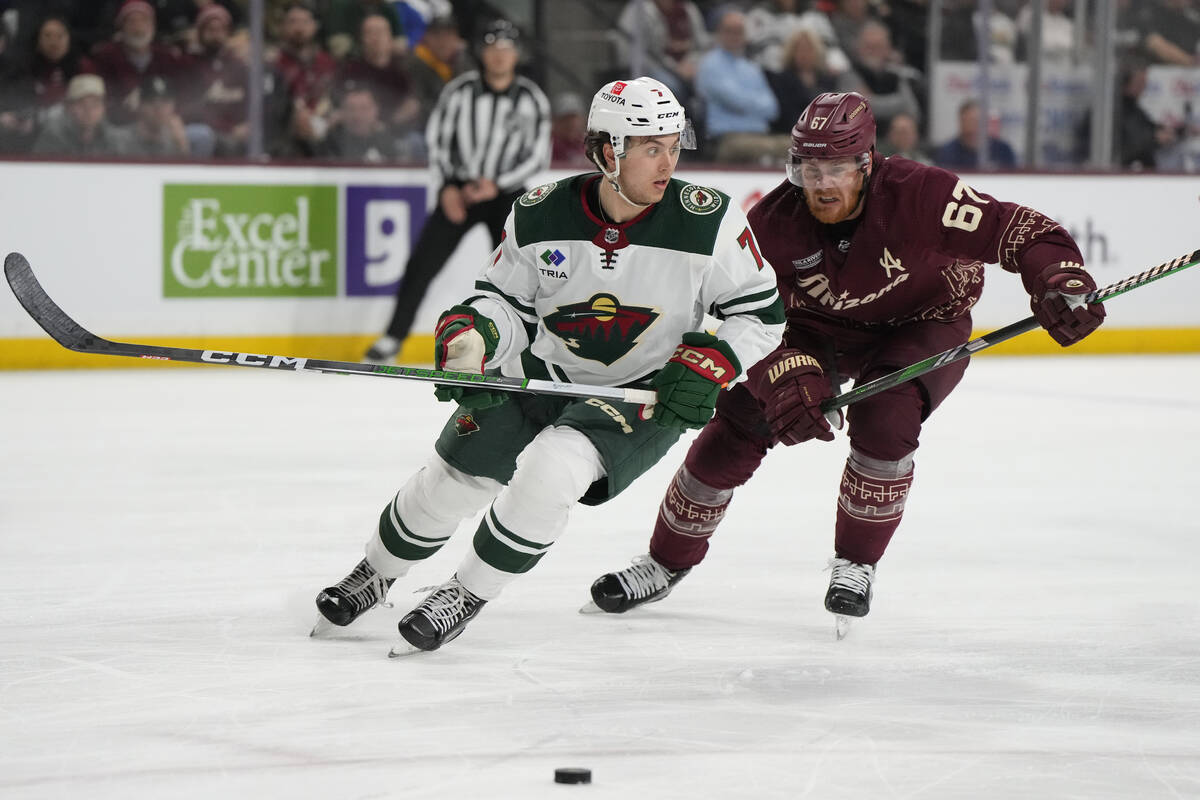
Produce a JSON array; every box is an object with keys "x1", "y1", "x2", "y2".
[
  {"x1": 822, "y1": 247, "x2": 1200, "y2": 413},
  {"x1": 4, "y1": 252, "x2": 658, "y2": 406}
]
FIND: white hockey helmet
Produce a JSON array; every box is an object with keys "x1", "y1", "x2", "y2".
[{"x1": 586, "y1": 76, "x2": 696, "y2": 161}]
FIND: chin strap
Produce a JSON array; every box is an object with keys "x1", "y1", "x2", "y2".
[{"x1": 591, "y1": 152, "x2": 651, "y2": 214}]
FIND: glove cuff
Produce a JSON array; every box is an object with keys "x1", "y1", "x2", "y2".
[{"x1": 672, "y1": 332, "x2": 741, "y2": 385}]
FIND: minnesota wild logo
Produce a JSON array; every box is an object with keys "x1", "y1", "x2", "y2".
[
  {"x1": 544, "y1": 293, "x2": 659, "y2": 366},
  {"x1": 454, "y1": 413, "x2": 480, "y2": 436}
]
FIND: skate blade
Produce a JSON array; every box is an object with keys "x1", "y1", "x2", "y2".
[
  {"x1": 834, "y1": 615, "x2": 852, "y2": 640},
  {"x1": 310, "y1": 616, "x2": 337, "y2": 637},
  {"x1": 387, "y1": 641, "x2": 423, "y2": 658},
  {"x1": 578, "y1": 600, "x2": 606, "y2": 614}
]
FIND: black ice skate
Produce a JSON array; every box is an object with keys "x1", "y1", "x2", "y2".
[
  {"x1": 390, "y1": 575, "x2": 486, "y2": 656},
  {"x1": 583, "y1": 555, "x2": 691, "y2": 614},
  {"x1": 312, "y1": 558, "x2": 395, "y2": 635},
  {"x1": 825, "y1": 557, "x2": 875, "y2": 639}
]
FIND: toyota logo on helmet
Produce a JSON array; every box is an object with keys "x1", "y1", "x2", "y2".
[{"x1": 789, "y1": 91, "x2": 876, "y2": 161}]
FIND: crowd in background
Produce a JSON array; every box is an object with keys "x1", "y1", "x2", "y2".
[{"x1": 0, "y1": 0, "x2": 1197, "y2": 169}]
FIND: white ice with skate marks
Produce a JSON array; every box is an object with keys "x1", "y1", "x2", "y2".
[{"x1": 3, "y1": 356, "x2": 1200, "y2": 799}]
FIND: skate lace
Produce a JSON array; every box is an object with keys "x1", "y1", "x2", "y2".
[
  {"x1": 827, "y1": 557, "x2": 874, "y2": 596},
  {"x1": 338, "y1": 561, "x2": 393, "y2": 612},
  {"x1": 615, "y1": 556, "x2": 671, "y2": 600},
  {"x1": 417, "y1": 579, "x2": 480, "y2": 634}
]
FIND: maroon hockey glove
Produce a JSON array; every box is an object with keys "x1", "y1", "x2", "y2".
[
  {"x1": 748, "y1": 349, "x2": 838, "y2": 445},
  {"x1": 1030, "y1": 263, "x2": 1106, "y2": 347},
  {"x1": 433, "y1": 304, "x2": 507, "y2": 409},
  {"x1": 650, "y1": 332, "x2": 741, "y2": 431}
]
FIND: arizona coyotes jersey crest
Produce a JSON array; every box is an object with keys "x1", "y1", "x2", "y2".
[
  {"x1": 750, "y1": 156, "x2": 1085, "y2": 331},
  {"x1": 467, "y1": 174, "x2": 784, "y2": 387}
]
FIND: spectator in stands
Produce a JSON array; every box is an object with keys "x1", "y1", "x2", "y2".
[
  {"x1": 393, "y1": 0, "x2": 453, "y2": 45},
  {"x1": 323, "y1": 0, "x2": 405, "y2": 59},
  {"x1": 1015, "y1": 0, "x2": 1076, "y2": 63},
  {"x1": 1139, "y1": 0, "x2": 1200, "y2": 66},
  {"x1": 25, "y1": 14, "x2": 97, "y2": 110},
  {"x1": 614, "y1": 0, "x2": 709, "y2": 104},
  {"x1": 272, "y1": 0, "x2": 338, "y2": 156},
  {"x1": 933, "y1": 98, "x2": 1017, "y2": 169},
  {"x1": 977, "y1": 0, "x2": 1019, "y2": 63},
  {"x1": 766, "y1": 26, "x2": 839, "y2": 135},
  {"x1": 828, "y1": 0, "x2": 877, "y2": 58},
  {"x1": 746, "y1": 0, "x2": 816, "y2": 73},
  {"x1": 837, "y1": 19, "x2": 921, "y2": 133},
  {"x1": 339, "y1": 12, "x2": 421, "y2": 137},
  {"x1": 157, "y1": 0, "x2": 242, "y2": 50},
  {"x1": 549, "y1": 91, "x2": 590, "y2": 167},
  {"x1": 187, "y1": 3, "x2": 249, "y2": 156},
  {"x1": 316, "y1": 81, "x2": 398, "y2": 162},
  {"x1": 696, "y1": 7, "x2": 784, "y2": 164},
  {"x1": 32, "y1": 73, "x2": 133, "y2": 156},
  {"x1": 403, "y1": 14, "x2": 465, "y2": 128},
  {"x1": 89, "y1": 0, "x2": 191, "y2": 127},
  {"x1": 128, "y1": 72, "x2": 190, "y2": 156},
  {"x1": 1113, "y1": 57, "x2": 1178, "y2": 169},
  {"x1": 880, "y1": 110, "x2": 931, "y2": 162}
]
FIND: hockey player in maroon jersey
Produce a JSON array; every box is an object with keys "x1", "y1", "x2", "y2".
[{"x1": 587, "y1": 91, "x2": 1106, "y2": 628}]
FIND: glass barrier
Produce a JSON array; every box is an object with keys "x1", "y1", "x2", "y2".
[{"x1": 0, "y1": 0, "x2": 1197, "y2": 171}]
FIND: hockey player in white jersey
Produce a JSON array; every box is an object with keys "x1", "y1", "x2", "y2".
[{"x1": 313, "y1": 76, "x2": 785, "y2": 655}]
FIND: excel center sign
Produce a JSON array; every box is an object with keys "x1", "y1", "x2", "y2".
[{"x1": 162, "y1": 184, "x2": 427, "y2": 297}]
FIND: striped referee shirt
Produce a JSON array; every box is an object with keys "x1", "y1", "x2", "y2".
[{"x1": 426, "y1": 71, "x2": 552, "y2": 194}]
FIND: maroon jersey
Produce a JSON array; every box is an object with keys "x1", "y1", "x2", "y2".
[{"x1": 749, "y1": 155, "x2": 1084, "y2": 334}]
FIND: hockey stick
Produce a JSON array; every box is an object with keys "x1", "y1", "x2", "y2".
[
  {"x1": 822, "y1": 247, "x2": 1200, "y2": 413},
  {"x1": 4, "y1": 252, "x2": 658, "y2": 406}
]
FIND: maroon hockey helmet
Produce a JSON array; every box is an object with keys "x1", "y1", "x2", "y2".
[{"x1": 789, "y1": 92, "x2": 876, "y2": 160}]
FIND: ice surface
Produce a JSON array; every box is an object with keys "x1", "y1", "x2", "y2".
[{"x1": 2, "y1": 356, "x2": 1198, "y2": 799}]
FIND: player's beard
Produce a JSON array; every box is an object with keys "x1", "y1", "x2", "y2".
[{"x1": 804, "y1": 174, "x2": 867, "y2": 224}]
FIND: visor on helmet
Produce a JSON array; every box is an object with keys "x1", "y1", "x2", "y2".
[{"x1": 787, "y1": 152, "x2": 870, "y2": 189}]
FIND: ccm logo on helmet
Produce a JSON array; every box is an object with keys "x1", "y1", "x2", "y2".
[{"x1": 611, "y1": 81, "x2": 626, "y2": 95}]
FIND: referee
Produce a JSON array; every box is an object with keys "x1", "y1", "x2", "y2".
[{"x1": 366, "y1": 19, "x2": 551, "y2": 363}]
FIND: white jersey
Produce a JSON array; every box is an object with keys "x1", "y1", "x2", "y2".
[{"x1": 465, "y1": 174, "x2": 785, "y2": 387}]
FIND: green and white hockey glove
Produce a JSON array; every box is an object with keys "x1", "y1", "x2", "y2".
[
  {"x1": 432, "y1": 304, "x2": 507, "y2": 409},
  {"x1": 650, "y1": 332, "x2": 741, "y2": 431}
]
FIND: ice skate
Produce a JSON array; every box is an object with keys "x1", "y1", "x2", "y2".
[
  {"x1": 364, "y1": 335, "x2": 400, "y2": 364},
  {"x1": 312, "y1": 558, "x2": 395, "y2": 636},
  {"x1": 582, "y1": 555, "x2": 690, "y2": 614},
  {"x1": 389, "y1": 575, "x2": 486, "y2": 656},
  {"x1": 824, "y1": 557, "x2": 875, "y2": 640}
]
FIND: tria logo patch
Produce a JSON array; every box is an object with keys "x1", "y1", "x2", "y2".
[
  {"x1": 454, "y1": 413, "x2": 480, "y2": 436},
  {"x1": 540, "y1": 248, "x2": 565, "y2": 267},
  {"x1": 544, "y1": 293, "x2": 659, "y2": 366}
]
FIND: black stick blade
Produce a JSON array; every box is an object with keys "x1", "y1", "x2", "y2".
[{"x1": 5, "y1": 251, "x2": 103, "y2": 352}]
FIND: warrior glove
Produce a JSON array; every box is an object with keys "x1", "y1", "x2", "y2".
[
  {"x1": 1030, "y1": 263, "x2": 1106, "y2": 347},
  {"x1": 432, "y1": 304, "x2": 507, "y2": 409},
  {"x1": 748, "y1": 348, "x2": 839, "y2": 445},
  {"x1": 650, "y1": 332, "x2": 741, "y2": 431}
]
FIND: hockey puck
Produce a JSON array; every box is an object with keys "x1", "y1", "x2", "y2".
[{"x1": 554, "y1": 767, "x2": 592, "y2": 784}]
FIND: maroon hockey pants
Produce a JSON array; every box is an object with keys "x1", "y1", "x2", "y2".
[{"x1": 649, "y1": 353, "x2": 966, "y2": 571}]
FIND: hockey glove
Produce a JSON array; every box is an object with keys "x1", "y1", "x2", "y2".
[
  {"x1": 1029, "y1": 263, "x2": 1106, "y2": 347},
  {"x1": 650, "y1": 332, "x2": 741, "y2": 431},
  {"x1": 747, "y1": 348, "x2": 838, "y2": 445},
  {"x1": 432, "y1": 304, "x2": 507, "y2": 409}
]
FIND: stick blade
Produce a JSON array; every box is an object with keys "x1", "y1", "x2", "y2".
[{"x1": 4, "y1": 251, "x2": 99, "y2": 352}]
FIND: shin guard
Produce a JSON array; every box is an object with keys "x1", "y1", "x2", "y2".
[
  {"x1": 834, "y1": 449, "x2": 914, "y2": 565},
  {"x1": 649, "y1": 465, "x2": 733, "y2": 571}
]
